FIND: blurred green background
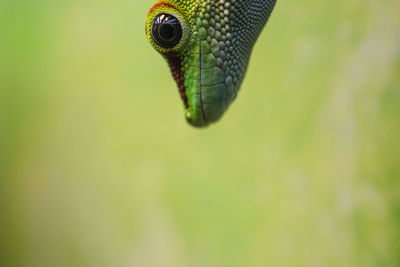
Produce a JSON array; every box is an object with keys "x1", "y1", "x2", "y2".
[{"x1": 1, "y1": 0, "x2": 399, "y2": 266}]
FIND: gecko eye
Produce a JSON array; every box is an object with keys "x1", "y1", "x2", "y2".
[{"x1": 151, "y1": 13, "x2": 182, "y2": 49}]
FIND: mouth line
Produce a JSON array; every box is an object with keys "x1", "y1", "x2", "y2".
[
  {"x1": 167, "y1": 39, "x2": 210, "y2": 125},
  {"x1": 198, "y1": 38, "x2": 208, "y2": 124}
]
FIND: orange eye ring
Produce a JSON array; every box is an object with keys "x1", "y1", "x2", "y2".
[{"x1": 145, "y1": 4, "x2": 191, "y2": 55}]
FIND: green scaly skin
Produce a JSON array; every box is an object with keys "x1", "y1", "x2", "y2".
[{"x1": 146, "y1": 0, "x2": 276, "y2": 127}]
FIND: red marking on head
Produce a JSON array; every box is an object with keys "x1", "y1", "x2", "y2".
[
  {"x1": 167, "y1": 56, "x2": 188, "y2": 108},
  {"x1": 148, "y1": 1, "x2": 177, "y2": 15}
]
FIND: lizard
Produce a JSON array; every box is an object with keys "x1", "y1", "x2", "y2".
[{"x1": 145, "y1": 0, "x2": 276, "y2": 127}]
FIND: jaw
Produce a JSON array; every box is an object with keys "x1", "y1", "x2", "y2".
[
  {"x1": 168, "y1": 38, "x2": 230, "y2": 128},
  {"x1": 185, "y1": 80, "x2": 228, "y2": 128}
]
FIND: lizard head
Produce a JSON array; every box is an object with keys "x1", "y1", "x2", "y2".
[{"x1": 146, "y1": 0, "x2": 276, "y2": 127}]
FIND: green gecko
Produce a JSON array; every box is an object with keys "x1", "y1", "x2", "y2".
[{"x1": 145, "y1": 0, "x2": 276, "y2": 127}]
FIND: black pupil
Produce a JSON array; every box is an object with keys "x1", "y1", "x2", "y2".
[
  {"x1": 160, "y1": 24, "x2": 174, "y2": 40},
  {"x1": 151, "y1": 14, "x2": 182, "y2": 49}
]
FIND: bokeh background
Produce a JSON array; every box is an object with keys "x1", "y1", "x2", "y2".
[{"x1": 1, "y1": 0, "x2": 399, "y2": 266}]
